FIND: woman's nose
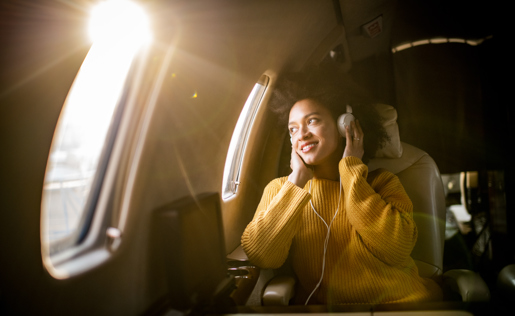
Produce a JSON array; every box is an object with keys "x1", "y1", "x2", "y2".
[{"x1": 299, "y1": 125, "x2": 311, "y2": 139}]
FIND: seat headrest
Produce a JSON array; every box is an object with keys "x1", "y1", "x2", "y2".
[
  {"x1": 373, "y1": 104, "x2": 403, "y2": 159},
  {"x1": 368, "y1": 142, "x2": 428, "y2": 174}
]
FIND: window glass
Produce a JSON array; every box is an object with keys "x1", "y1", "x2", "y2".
[
  {"x1": 222, "y1": 75, "x2": 269, "y2": 200},
  {"x1": 41, "y1": 42, "x2": 136, "y2": 247},
  {"x1": 39, "y1": 1, "x2": 152, "y2": 281},
  {"x1": 41, "y1": 0, "x2": 151, "y2": 254}
]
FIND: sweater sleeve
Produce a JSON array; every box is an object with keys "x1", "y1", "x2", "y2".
[
  {"x1": 340, "y1": 156, "x2": 417, "y2": 267},
  {"x1": 241, "y1": 179, "x2": 311, "y2": 269}
]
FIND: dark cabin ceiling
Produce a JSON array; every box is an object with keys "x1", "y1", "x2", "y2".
[{"x1": 338, "y1": 0, "x2": 499, "y2": 63}]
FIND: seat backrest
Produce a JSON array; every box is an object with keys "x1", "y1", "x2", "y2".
[{"x1": 368, "y1": 142, "x2": 446, "y2": 278}]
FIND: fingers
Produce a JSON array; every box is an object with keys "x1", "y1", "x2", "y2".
[
  {"x1": 351, "y1": 120, "x2": 363, "y2": 142},
  {"x1": 288, "y1": 146, "x2": 313, "y2": 187},
  {"x1": 290, "y1": 146, "x2": 303, "y2": 170},
  {"x1": 343, "y1": 120, "x2": 364, "y2": 160},
  {"x1": 345, "y1": 120, "x2": 362, "y2": 142},
  {"x1": 345, "y1": 120, "x2": 353, "y2": 140},
  {"x1": 290, "y1": 148, "x2": 295, "y2": 170}
]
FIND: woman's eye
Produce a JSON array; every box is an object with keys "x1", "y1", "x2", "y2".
[
  {"x1": 308, "y1": 118, "x2": 318, "y2": 124},
  {"x1": 290, "y1": 127, "x2": 298, "y2": 134}
]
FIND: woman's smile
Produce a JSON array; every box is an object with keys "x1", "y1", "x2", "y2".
[{"x1": 301, "y1": 141, "x2": 318, "y2": 153}]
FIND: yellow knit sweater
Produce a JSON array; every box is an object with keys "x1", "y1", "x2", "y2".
[{"x1": 242, "y1": 157, "x2": 442, "y2": 304}]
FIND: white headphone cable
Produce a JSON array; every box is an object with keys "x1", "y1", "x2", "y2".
[{"x1": 305, "y1": 176, "x2": 342, "y2": 305}]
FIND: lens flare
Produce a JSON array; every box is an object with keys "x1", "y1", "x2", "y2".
[{"x1": 89, "y1": 0, "x2": 151, "y2": 46}]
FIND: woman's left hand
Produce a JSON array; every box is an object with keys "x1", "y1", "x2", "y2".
[{"x1": 343, "y1": 120, "x2": 364, "y2": 160}]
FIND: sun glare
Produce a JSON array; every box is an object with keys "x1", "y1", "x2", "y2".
[{"x1": 89, "y1": 0, "x2": 151, "y2": 46}]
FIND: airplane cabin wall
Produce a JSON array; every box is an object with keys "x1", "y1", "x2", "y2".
[
  {"x1": 135, "y1": 0, "x2": 340, "y2": 255},
  {"x1": 0, "y1": 0, "x2": 342, "y2": 314}
]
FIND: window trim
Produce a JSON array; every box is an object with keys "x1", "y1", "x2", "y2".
[
  {"x1": 41, "y1": 45, "x2": 151, "y2": 279},
  {"x1": 222, "y1": 75, "x2": 269, "y2": 200}
]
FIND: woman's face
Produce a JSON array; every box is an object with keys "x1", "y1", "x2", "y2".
[{"x1": 288, "y1": 99, "x2": 341, "y2": 166}]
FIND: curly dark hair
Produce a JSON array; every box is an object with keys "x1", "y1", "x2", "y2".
[{"x1": 269, "y1": 65, "x2": 389, "y2": 164}]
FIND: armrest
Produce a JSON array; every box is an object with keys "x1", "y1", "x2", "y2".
[
  {"x1": 497, "y1": 264, "x2": 515, "y2": 300},
  {"x1": 443, "y1": 269, "x2": 490, "y2": 302},
  {"x1": 227, "y1": 244, "x2": 249, "y2": 261},
  {"x1": 262, "y1": 275, "x2": 296, "y2": 306},
  {"x1": 227, "y1": 245, "x2": 296, "y2": 306},
  {"x1": 227, "y1": 245, "x2": 259, "y2": 305}
]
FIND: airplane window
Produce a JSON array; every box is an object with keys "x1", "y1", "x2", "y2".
[
  {"x1": 222, "y1": 75, "x2": 269, "y2": 200},
  {"x1": 41, "y1": 0, "x2": 151, "y2": 267}
]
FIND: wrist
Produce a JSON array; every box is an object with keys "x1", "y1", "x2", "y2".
[{"x1": 288, "y1": 170, "x2": 310, "y2": 188}]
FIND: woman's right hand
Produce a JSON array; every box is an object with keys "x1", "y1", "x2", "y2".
[{"x1": 288, "y1": 147, "x2": 313, "y2": 188}]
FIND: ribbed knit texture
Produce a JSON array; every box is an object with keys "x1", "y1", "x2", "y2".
[{"x1": 241, "y1": 156, "x2": 442, "y2": 304}]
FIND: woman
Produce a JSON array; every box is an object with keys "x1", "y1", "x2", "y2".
[{"x1": 241, "y1": 66, "x2": 442, "y2": 305}]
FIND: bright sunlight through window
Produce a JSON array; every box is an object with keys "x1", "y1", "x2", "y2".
[{"x1": 41, "y1": 0, "x2": 151, "y2": 256}]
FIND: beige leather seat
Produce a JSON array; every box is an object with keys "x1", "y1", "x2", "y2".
[
  {"x1": 234, "y1": 104, "x2": 490, "y2": 305},
  {"x1": 368, "y1": 141, "x2": 446, "y2": 279},
  {"x1": 370, "y1": 141, "x2": 487, "y2": 301}
]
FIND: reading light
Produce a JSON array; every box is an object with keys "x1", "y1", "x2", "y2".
[{"x1": 392, "y1": 36, "x2": 493, "y2": 53}]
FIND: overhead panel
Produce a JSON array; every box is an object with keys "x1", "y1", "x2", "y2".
[{"x1": 339, "y1": 0, "x2": 396, "y2": 62}]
